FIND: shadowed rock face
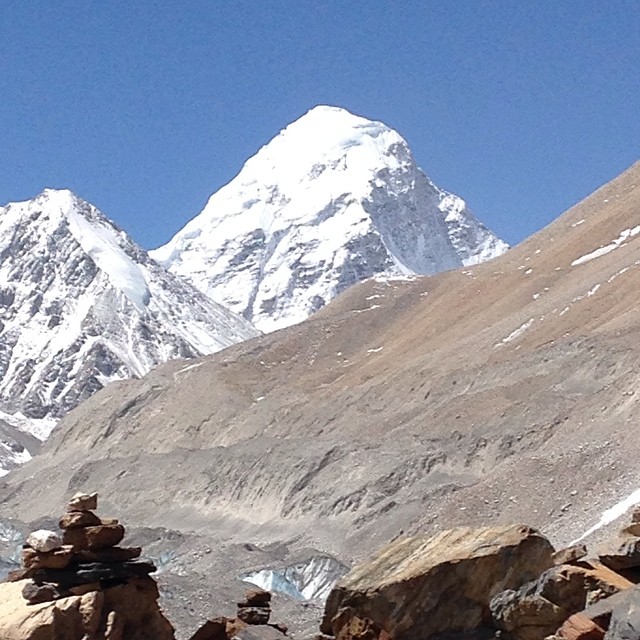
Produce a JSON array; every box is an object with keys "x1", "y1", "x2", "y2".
[{"x1": 1, "y1": 163, "x2": 640, "y2": 636}]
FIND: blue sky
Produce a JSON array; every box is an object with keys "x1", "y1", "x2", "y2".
[{"x1": 1, "y1": 1, "x2": 638, "y2": 248}]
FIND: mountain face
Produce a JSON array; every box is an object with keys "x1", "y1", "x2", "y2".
[
  {"x1": 152, "y1": 106, "x2": 508, "y2": 332},
  {"x1": 0, "y1": 189, "x2": 259, "y2": 473},
  {"x1": 3, "y1": 163, "x2": 639, "y2": 636}
]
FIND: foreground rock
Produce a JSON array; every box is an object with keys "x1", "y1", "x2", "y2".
[
  {"x1": 0, "y1": 578, "x2": 174, "y2": 640},
  {"x1": 604, "y1": 584, "x2": 640, "y2": 640},
  {"x1": 321, "y1": 524, "x2": 555, "y2": 640},
  {"x1": 490, "y1": 561, "x2": 633, "y2": 640}
]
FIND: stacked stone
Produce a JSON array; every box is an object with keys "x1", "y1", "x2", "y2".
[
  {"x1": 236, "y1": 588, "x2": 272, "y2": 625},
  {"x1": 17, "y1": 491, "x2": 155, "y2": 605}
]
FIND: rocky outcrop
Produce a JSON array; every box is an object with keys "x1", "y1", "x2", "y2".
[
  {"x1": 0, "y1": 491, "x2": 174, "y2": 639},
  {"x1": 489, "y1": 510, "x2": 640, "y2": 640},
  {"x1": 319, "y1": 513, "x2": 640, "y2": 640},
  {"x1": 321, "y1": 524, "x2": 555, "y2": 640},
  {"x1": 0, "y1": 577, "x2": 174, "y2": 640},
  {"x1": 489, "y1": 561, "x2": 633, "y2": 640}
]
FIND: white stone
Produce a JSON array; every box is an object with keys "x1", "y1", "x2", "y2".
[{"x1": 26, "y1": 529, "x2": 62, "y2": 553}]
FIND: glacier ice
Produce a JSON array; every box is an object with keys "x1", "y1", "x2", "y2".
[{"x1": 241, "y1": 555, "x2": 348, "y2": 601}]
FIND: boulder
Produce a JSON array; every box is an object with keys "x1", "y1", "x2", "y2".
[
  {"x1": 21, "y1": 581, "x2": 68, "y2": 605},
  {"x1": 620, "y1": 524, "x2": 640, "y2": 538},
  {"x1": 62, "y1": 523, "x2": 125, "y2": 550},
  {"x1": 0, "y1": 578, "x2": 175, "y2": 639},
  {"x1": 26, "y1": 530, "x2": 62, "y2": 553},
  {"x1": 67, "y1": 492, "x2": 98, "y2": 512},
  {"x1": 59, "y1": 510, "x2": 102, "y2": 529},
  {"x1": 321, "y1": 524, "x2": 555, "y2": 640},
  {"x1": 240, "y1": 588, "x2": 272, "y2": 606},
  {"x1": 604, "y1": 585, "x2": 640, "y2": 640},
  {"x1": 553, "y1": 545, "x2": 588, "y2": 566},
  {"x1": 598, "y1": 538, "x2": 640, "y2": 572},
  {"x1": 490, "y1": 561, "x2": 633, "y2": 640}
]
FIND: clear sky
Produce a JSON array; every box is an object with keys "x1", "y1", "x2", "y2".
[{"x1": 1, "y1": 1, "x2": 638, "y2": 249}]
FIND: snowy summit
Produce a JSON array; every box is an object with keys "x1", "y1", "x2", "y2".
[
  {"x1": 0, "y1": 189, "x2": 258, "y2": 473},
  {"x1": 153, "y1": 105, "x2": 509, "y2": 332}
]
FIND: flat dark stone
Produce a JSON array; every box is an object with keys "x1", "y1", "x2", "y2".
[
  {"x1": 22, "y1": 580, "x2": 69, "y2": 605},
  {"x1": 31, "y1": 560, "x2": 156, "y2": 587}
]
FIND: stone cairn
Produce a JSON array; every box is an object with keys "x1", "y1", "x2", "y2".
[
  {"x1": 189, "y1": 587, "x2": 288, "y2": 640},
  {"x1": 11, "y1": 491, "x2": 155, "y2": 605}
]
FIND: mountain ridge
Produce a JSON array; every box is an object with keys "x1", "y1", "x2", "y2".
[{"x1": 2, "y1": 161, "x2": 638, "y2": 636}]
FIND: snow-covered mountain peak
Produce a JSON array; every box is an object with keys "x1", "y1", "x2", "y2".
[
  {"x1": 153, "y1": 106, "x2": 509, "y2": 331},
  {"x1": 240, "y1": 105, "x2": 403, "y2": 185},
  {"x1": 0, "y1": 190, "x2": 259, "y2": 473},
  {"x1": 6, "y1": 189, "x2": 150, "y2": 309}
]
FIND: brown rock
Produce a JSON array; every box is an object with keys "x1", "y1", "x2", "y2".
[
  {"x1": 63, "y1": 524, "x2": 125, "y2": 550},
  {"x1": 243, "y1": 587, "x2": 272, "y2": 606},
  {"x1": 557, "y1": 614, "x2": 605, "y2": 640},
  {"x1": 188, "y1": 618, "x2": 229, "y2": 640},
  {"x1": 620, "y1": 523, "x2": 640, "y2": 538},
  {"x1": 6, "y1": 568, "x2": 30, "y2": 582},
  {"x1": 553, "y1": 545, "x2": 588, "y2": 566},
  {"x1": 490, "y1": 561, "x2": 633, "y2": 640},
  {"x1": 59, "y1": 510, "x2": 102, "y2": 529},
  {"x1": 100, "y1": 517, "x2": 120, "y2": 526},
  {"x1": 0, "y1": 578, "x2": 175, "y2": 639},
  {"x1": 69, "y1": 582, "x2": 102, "y2": 596},
  {"x1": 21, "y1": 545, "x2": 74, "y2": 570},
  {"x1": 72, "y1": 546, "x2": 141, "y2": 564},
  {"x1": 322, "y1": 524, "x2": 555, "y2": 640},
  {"x1": 631, "y1": 507, "x2": 640, "y2": 524},
  {"x1": 597, "y1": 537, "x2": 640, "y2": 571},
  {"x1": 67, "y1": 491, "x2": 98, "y2": 512}
]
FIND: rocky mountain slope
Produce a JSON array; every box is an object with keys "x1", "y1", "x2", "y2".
[
  {"x1": 152, "y1": 106, "x2": 508, "y2": 332},
  {"x1": 1, "y1": 162, "x2": 639, "y2": 636},
  {"x1": 0, "y1": 189, "x2": 259, "y2": 474}
]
